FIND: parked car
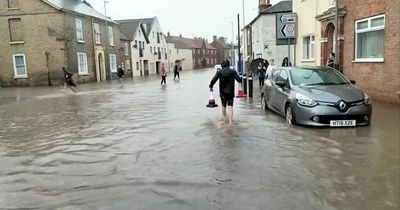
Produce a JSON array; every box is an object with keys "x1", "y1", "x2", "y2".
[{"x1": 260, "y1": 66, "x2": 372, "y2": 127}]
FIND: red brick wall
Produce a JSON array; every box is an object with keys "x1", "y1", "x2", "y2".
[{"x1": 340, "y1": 0, "x2": 400, "y2": 104}]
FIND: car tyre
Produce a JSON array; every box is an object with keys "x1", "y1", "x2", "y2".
[
  {"x1": 261, "y1": 94, "x2": 268, "y2": 110},
  {"x1": 285, "y1": 104, "x2": 296, "y2": 125}
]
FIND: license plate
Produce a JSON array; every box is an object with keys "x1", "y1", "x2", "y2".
[{"x1": 330, "y1": 120, "x2": 356, "y2": 127}]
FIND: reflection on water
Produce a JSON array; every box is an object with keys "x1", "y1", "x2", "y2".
[{"x1": 0, "y1": 71, "x2": 398, "y2": 210}]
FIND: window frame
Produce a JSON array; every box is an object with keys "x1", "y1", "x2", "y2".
[
  {"x1": 124, "y1": 42, "x2": 129, "y2": 55},
  {"x1": 302, "y1": 34, "x2": 315, "y2": 61},
  {"x1": 94, "y1": 23, "x2": 101, "y2": 44},
  {"x1": 354, "y1": 14, "x2": 385, "y2": 62},
  {"x1": 109, "y1": 54, "x2": 117, "y2": 72},
  {"x1": 108, "y1": 26, "x2": 114, "y2": 46},
  {"x1": 12, "y1": 54, "x2": 28, "y2": 78},
  {"x1": 7, "y1": 0, "x2": 19, "y2": 9},
  {"x1": 77, "y1": 52, "x2": 88, "y2": 75},
  {"x1": 75, "y1": 18, "x2": 84, "y2": 43}
]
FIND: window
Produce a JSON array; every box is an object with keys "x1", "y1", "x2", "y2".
[
  {"x1": 355, "y1": 15, "x2": 385, "y2": 61},
  {"x1": 150, "y1": 46, "x2": 153, "y2": 53},
  {"x1": 94, "y1": 23, "x2": 101, "y2": 44},
  {"x1": 13, "y1": 54, "x2": 27, "y2": 78},
  {"x1": 142, "y1": 42, "x2": 145, "y2": 50},
  {"x1": 126, "y1": 59, "x2": 130, "y2": 69},
  {"x1": 302, "y1": 35, "x2": 315, "y2": 60},
  {"x1": 203, "y1": 49, "x2": 205, "y2": 54},
  {"x1": 7, "y1": 0, "x2": 19, "y2": 9},
  {"x1": 8, "y1": 18, "x2": 23, "y2": 42},
  {"x1": 75, "y1": 18, "x2": 84, "y2": 42},
  {"x1": 108, "y1": 26, "x2": 114, "y2": 46},
  {"x1": 124, "y1": 42, "x2": 129, "y2": 55},
  {"x1": 139, "y1": 29, "x2": 141, "y2": 37},
  {"x1": 136, "y1": 62, "x2": 139, "y2": 70},
  {"x1": 77, "y1": 53, "x2": 88, "y2": 74},
  {"x1": 109, "y1": 54, "x2": 117, "y2": 72}
]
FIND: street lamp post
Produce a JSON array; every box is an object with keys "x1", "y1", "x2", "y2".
[
  {"x1": 104, "y1": 0, "x2": 109, "y2": 78},
  {"x1": 230, "y1": 21, "x2": 235, "y2": 69},
  {"x1": 335, "y1": 0, "x2": 339, "y2": 70}
]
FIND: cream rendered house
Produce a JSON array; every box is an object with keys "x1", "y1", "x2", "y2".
[
  {"x1": 166, "y1": 35, "x2": 193, "y2": 71},
  {"x1": 293, "y1": 0, "x2": 336, "y2": 66},
  {"x1": 246, "y1": 0, "x2": 294, "y2": 67}
]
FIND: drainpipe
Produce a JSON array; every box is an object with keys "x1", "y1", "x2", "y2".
[
  {"x1": 335, "y1": 0, "x2": 339, "y2": 70},
  {"x1": 91, "y1": 17, "x2": 98, "y2": 82}
]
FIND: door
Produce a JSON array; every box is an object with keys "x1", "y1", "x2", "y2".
[{"x1": 272, "y1": 69, "x2": 290, "y2": 116}]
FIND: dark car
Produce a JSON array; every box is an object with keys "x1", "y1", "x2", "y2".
[{"x1": 261, "y1": 66, "x2": 372, "y2": 127}]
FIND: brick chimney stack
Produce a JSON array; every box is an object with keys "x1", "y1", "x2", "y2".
[
  {"x1": 213, "y1": 36, "x2": 217, "y2": 41},
  {"x1": 259, "y1": 0, "x2": 272, "y2": 13}
]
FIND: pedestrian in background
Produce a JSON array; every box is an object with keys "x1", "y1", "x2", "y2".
[
  {"x1": 117, "y1": 65, "x2": 124, "y2": 85},
  {"x1": 282, "y1": 57, "x2": 292, "y2": 67},
  {"x1": 161, "y1": 63, "x2": 167, "y2": 86},
  {"x1": 257, "y1": 63, "x2": 267, "y2": 87},
  {"x1": 326, "y1": 52, "x2": 336, "y2": 69},
  {"x1": 173, "y1": 61, "x2": 180, "y2": 80},
  {"x1": 209, "y1": 60, "x2": 242, "y2": 125},
  {"x1": 266, "y1": 59, "x2": 276, "y2": 79},
  {"x1": 62, "y1": 67, "x2": 78, "y2": 93}
]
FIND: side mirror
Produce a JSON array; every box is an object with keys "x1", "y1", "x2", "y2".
[{"x1": 350, "y1": 80, "x2": 356, "y2": 85}]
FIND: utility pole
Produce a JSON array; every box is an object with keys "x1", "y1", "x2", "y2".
[
  {"x1": 104, "y1": 0, "x2": 109, "y2": 78},
  {"x1": 242, "y1": 0, "x2": 246, "y2": 74},
  {"x1": 231, "y1": 21, "x2": 234, "y2": 68},
  {"x1": 237, "y1": 14, "x2": 241, "y2": 74}
]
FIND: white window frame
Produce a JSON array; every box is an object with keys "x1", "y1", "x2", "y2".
[
  {"x1": 94, "y1": 23, "x2": 101, "y2": 44},
  {"x1": 354, "y1": 14, "x2": 385, "y2": 62},
  {"x1": 77, "y1": 52, "x2": 88, "y2": 75},
  {"x1": 108, "y1": 26, "x2": 114, "y2": 46},
  {"x1": 124, "y1": 42, "x2": 129, "y2": 55},
  {"x1": 13, "y1": 54, "x2": 27, "y2": 78},
  {"x1": 109, "y1": 54, "x2": 117, "y2": 72},
  {"x1": 75, "y1": 18, "x2": 84, "y2": 43},
  {"x1": 302, "y1": 34, "x2": 315, "y2": 61}
]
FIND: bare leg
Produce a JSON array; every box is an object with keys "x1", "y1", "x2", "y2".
[
  {"x1": 221, "y1": 106, "x2": 226, "y2": 116},
  {"x1": 227, "y1": 106, "x2": 233, "y2": 125},
  {"x1": 70, "y1": 86, "x2": 79, "y2": 93}
]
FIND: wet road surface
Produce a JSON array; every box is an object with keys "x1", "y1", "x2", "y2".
[{"x1": 0, "y1": 69, "x2": 399, "y2": 210}]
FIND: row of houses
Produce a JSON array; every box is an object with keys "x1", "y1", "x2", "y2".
[
  {"x1": 0, "y1": 0, "x2": 232, "y2": 87},
  {"x1": 242, "y1": 0, "x2": 399, "y2": 104}
]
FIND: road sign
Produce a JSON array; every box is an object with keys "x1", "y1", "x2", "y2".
[{"x1": 276, "y1": 13, "x2": 297, "y2": 39}]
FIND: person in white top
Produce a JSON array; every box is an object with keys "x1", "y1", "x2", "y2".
[{"x1": 266, "y1": 59, "x2": 276, "y2": 79}]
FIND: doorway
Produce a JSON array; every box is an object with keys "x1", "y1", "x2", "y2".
[{"x1": 156, "y1": 61, "x2": 161, "y2": 74}]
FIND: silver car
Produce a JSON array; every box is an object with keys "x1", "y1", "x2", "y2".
[{"x1": 261, "y1": 66, "x2": 372, "y2": 127}]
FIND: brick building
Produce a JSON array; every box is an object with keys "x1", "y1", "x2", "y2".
[
  {"x1": 0, "y1": 0, "x2": 120, "y2": 87},
  {"x1": 317, "y1": 0, "x2": 400, "y2": 104},
  {"x1": 166, "y1": 35, "x2": 218, "y2": 69},
  {"x1": 210, "y1": 36, "x2": 231, "y2": 64}
]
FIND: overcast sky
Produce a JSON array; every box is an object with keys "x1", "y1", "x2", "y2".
[{"x1": 89, "y1": 0, "x2": 280, "y2": 42}]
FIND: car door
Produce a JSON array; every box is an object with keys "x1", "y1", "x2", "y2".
[
  {"x1": 272, "y1": 69, "x2": 290, "y2": 116},
  {"x1": 264, "y1": 69, "x2": 280, "y2": 110}
]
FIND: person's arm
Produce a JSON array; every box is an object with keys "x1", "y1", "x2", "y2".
[
  {"x1": 233, "y1": 71, "x2": 242, "y2": 83},
  {"x1": 209, "y1": 72, "x2": 220, "y2": 90}
]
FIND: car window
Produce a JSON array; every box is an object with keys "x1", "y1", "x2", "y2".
[
  {"x1": 271, "y1": 70, "x2": 281, "y2": 82},
  {"x1": 289, "y1": 68, "x2": 349, "y2": 86},
  {"x1": 278, "y1": 70, "x2": 288, "y2": 81}
]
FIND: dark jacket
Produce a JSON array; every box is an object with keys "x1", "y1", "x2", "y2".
[
  {"x1": 117, "y1": 67, "x2": 124, "y2": 78},
  {"x1": 209, "y1": 67, "x2": 242, "y2": 99}
]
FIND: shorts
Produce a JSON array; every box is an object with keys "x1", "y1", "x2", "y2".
[
  {"x1": 221, "y1": 96, "x2": 234, "y2": 107},
  {"x1": 67, "y1": 80, "x2": 76, "y2": 87}
]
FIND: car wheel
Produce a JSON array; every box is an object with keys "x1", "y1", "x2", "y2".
[
  {"x1": 285, "y1": 104, "x2": 296, "y2": 125},
  {"x1": 261, "y1": 94, "x2": 268, "y2": 110}
]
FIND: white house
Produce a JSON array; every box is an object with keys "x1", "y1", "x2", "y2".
[
  {"x1": 244, "y1": 0, "x2": 294, "y2": 67},
  {"x1": 166, "y1": 34, "x2": 194, "y2": 71},
  {"x1": 117, "y1": 17, "x2": 168, "y2": 76},
  {"x1": 293, "y1": 0, "x2": 335, "y2": 66}
]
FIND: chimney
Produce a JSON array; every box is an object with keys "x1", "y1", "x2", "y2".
[
  {"x1": 259, "y1": 0, "x2": 272, "y2": 13},
  {"x1": 213, "y1": 36, "x2": 217, "y2": 41},
  {"x1": 167, "y1": 32, "x2": 170, "y2": 37},
  {"x1": 179, "y1": 34, "x2": 182, "y2": 37}
]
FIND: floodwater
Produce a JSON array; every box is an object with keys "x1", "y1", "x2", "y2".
[{"x1": 0, "y1": 69, "x2": 399, "y2": 210}]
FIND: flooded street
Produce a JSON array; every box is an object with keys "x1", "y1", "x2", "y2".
[{"x1": 0, "y1": 69, "x2": 399, "y2": 210}]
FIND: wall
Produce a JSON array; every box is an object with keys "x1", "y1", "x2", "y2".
[
  {"x1": 252, "y1": 14, "x2": 294, "y2": 67},
  {"x1": 341, "y1": 0, "x2": 400, "y2": 104},
  {"x1": 0, "y1": 0, "x2": 65, "y2": 86}
]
